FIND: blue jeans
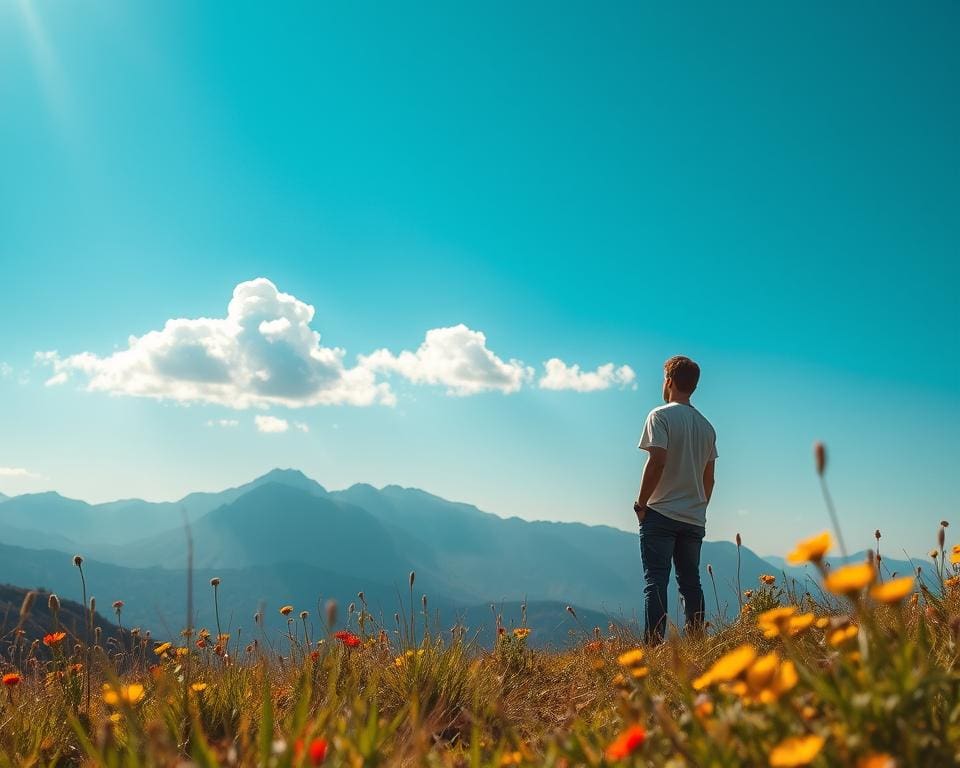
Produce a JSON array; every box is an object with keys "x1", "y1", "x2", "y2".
[{"x1": 639, "y1": 507, "x2": 706, "y2": 643}]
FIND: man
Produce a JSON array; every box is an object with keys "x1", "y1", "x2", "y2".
[{"x1": 634, "y1": 355, "x2": 717, "y2": 643}]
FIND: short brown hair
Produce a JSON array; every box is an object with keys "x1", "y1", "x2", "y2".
[{"x1": 664, "y1": 355, "x2": 700, "y2": 394}]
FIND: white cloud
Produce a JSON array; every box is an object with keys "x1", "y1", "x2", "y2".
[
  {"x1": 36, "y1": 278, "x2": 394, "y2": 409},
  {"x1": 205, "y1": 419, "x2": 239, "y2": 428},
  {"x1": 538, "y1": 359, "x2": 636, "y2": 392},
  {"x1": 0, "y1": 362, "x2": 12, "y2": 379},
  {"x1": 255, "y1": 415, "x2": 289, "y2": 433},
  {"x1": 0, "y1": 467, "x2": 39, "y2": 478},
  {"x1": 294, "y1": 422, "x2": 309, "y2": 433},
  {"x1": 361, "y1": 324, "x2": 533, "y2": 396}
]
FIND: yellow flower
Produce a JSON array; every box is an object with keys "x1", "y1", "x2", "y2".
[
  {"x1": 500, "y1": 751, "x2": 523, "y2": 766},
  {"x1": 190, "y1": 682, "x2": 208, "y2": 693},
  {"x1": 857, "y1": 754, "x2": 896, "y2": 768},
  {"x1": 153, "y1": 642, "x2": 172, "y2": 656},
  {"x1": 815, "y1": 617, "x2": 830, "y2": 629},
  {"x1": 786, "y1": 531, "x2": 831, "y2": 564},
  {"x1": 824, "y1": 562, "x2": 874, "y2": 595},
  {"x1": 617, "y1": 648, "x2": 645, "y2": 667},
  {"x1": 757, "y1": 606, "x2": 796, "y2": 625},
  {"x1": 741, "y1": 653, "x2": 798, "y2": 704},
  {"x1": 760, "y1": 574, "x2": 776, "y2": 586},
  {"x1": 759, "y1": 609, "x2": 814, "y2": 639},
  {"x1": 950, "y1": 551, "x2": 960, "y2": 565},
  {"x1": 869, "y1": 575, "x2": 915, "y2": 603},
  {"x1": 175, "y1": 647, "x2": 189, "y2": 658},
  {"x1": 769, "y1": 734, "x2": 825, "y2": 767},
  {"x1": 103, "y1": 683, "x2": 145, "y2": 707},
  {"x1": 693, "y1": 695, "x2": 714, "y2": 719},
  {"x1": 827, "y1": 624, "x2": 859, "y2": 647},
  {"x1": 512, "y1": 627, "x2": 531, "y2": 639},
  {"x1": 693, "y1": 644, "x2": 756, "y2": 690}
]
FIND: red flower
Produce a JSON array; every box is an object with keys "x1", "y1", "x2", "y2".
[
  {"x1": 310, "y1": 650, "x2": 321, "y2": 662},
  {"x1": 2, "y1": 673, "x2": 22, "y2": 687},
  {"x1": 294, "y1": 737, "x2": 328, "y2": 765},
  {"x1": 332, "y1": 631, "x2": 361, "y2": 648},
  {"x1": 605, "y1": 725, "x2": 646, "y2": 761},
  {"x1": 43, "y1": 631, "x2": 67, "y2": 647}
]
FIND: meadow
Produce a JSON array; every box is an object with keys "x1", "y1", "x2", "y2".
[{"x1": 1, "y1": 447, "x2": 958, "y2": 767}]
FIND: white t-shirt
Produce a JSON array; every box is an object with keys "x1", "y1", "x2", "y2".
[{"x1": 638, "y1": 402, "x2": 718, "y2": 527}]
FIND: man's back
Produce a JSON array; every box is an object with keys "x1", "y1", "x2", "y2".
[{"x1": 638, "y1": 402, "x2": 717, "y2": 526}]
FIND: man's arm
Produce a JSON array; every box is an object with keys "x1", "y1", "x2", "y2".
[
  {"x1": 703, "y1": 459, "x2": 716, "y2": 505},
  {"x1": 634, "y1": 447, "x2": 667, "y2": 522}
]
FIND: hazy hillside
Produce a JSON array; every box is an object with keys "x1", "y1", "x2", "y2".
[
  {"x1": 0, "y1": 583, "x2": 121, "y2": 652},
  {"x1": 0, "y1": 469, "x2": 787, "y2": 638}
]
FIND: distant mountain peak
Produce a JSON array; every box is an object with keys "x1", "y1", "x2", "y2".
[{"x1": 251, "y1": 468, "x2": 327, "y2": 494}]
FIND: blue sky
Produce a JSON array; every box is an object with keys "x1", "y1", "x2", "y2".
[{"x1": 0, "y1": 1, "x2": 957, "y2": 557}]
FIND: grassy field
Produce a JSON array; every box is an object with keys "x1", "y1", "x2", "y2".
[{"x1": 2, "y1": 454, "x2": 959, "y2": 767}]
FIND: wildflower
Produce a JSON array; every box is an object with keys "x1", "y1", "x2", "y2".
[
  {"x1": 693, "y1": 644, "x2": 757, "y2": 690},
  {"x1": 73, "y1": 555, "x2": 83, "y2": 567},
  {"x1": 113, "y1": 600, "x2": 124, "y2": 612},
  {"x1": 929, "y1": 549, "x2": 938, "y2": 559},
  {"x1": 175, "y1": 647, "x2": 189, "y2": 658},
  {"x1": 951, "y1": 551, "x2": 960, "y2": 566},
  {"x1": 827, "y1": 624, "x2": 859, "y2": 647},
  {"x1": 786, "y1": 532, "x2": 831, "y2": 564},
  {"x1": 945, "y1": 576, "x2": 960, "y2": 589},
  {"x1": 584, "y1": 640, "x2": 602, "y2": 653},
  {"x1": 102, "y1": 683, "x2": 145, "y2": 706},
  {"x1": 48, "y1": 594, "x2": 60, "y2": 611},
  {"x1": 280, "y1": 605, "x2": 294, "y2": 616},
  {"x1": 332, "y1": 630, "x2": 361, "y2": 648},
  {"x1": 512, "y1": 627, "x2": 531, "y2": 639},
  {"x1": 43, "y1": 631, "x2": 66, "y2": 647},
  {"x1": 210, "y1": 577, "x2": 220, "y2": 587},
  {"x1": 604, "y1": 725, "x2": 646, "y2": 761},
  {"x1": 738, "y1": 652, "x2": 798, "y2": 704},
  {"x1": 760, "y1": 574, "x2": 776, "y2": 586},
  {"x1": 154, "y1": 642, "x2": 172, "y2": 656},
  {"x1": 693, "y1": 694, "x2": 714, "y2": 719},
  {"x1": 617, "y1": 648, "x2": 645, "y2": 667},
  {"x1": 743, "y1": 589, "x2": 754, "y2": 599},
  {"x1": 501, "y1": 751, "x2": 523, "y2": 765},
  {"x1": 815, "y1": 617, "x2": 830, "y2": 629},
  {"x1": 869, "y1": 575, "x2": 915, "y2": 603},
  {"x1": 190, "y1": 682, "x2": 208, "y2": 693},
  {"x1": 2, "y1": 673, "x2": 22, "y2": 687},
  {"x1": 824, "y1": 562, "x2": 874, "y2": 595},
  {"x1": 857, "y1": 755, "x2": 895, "y2": 768},
  {"x1": 756, "y1": 606, "x2": 797, "y2": 638},
  {"x1": 769, "y1": 734, "x2": 825, "y2": 767},
  {"x1": 294, "y1": 737, "x2": 328, "y2": 765}
]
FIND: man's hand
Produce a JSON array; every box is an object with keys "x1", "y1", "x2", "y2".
[{"x1": 634, "y1": 500, "x2": 647, "y2": 524}]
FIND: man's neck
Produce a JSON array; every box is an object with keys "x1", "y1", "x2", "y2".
[{"x1": 666, "y1": 393, "x2": 692, "y2": 405}]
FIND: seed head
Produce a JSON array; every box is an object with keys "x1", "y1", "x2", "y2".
[
  {"x1": 422, "y1": 594, "x2": 428, "y2": 611},
  {"x1": 348, "y1": 602, "x2": 356, "y2": 615},
  {"x1": 73, "y1": 555, "x2": 83, "y2": 567},
  {"x1": 89, "y1": 597, "x2": 95, "y2": 613},
  {"x1": 113, "y1": 600, "x2": 124, "y2": 613},
  {"x1": 875, "y1": 529, "x2": 881, "y2": 540},
  {"x1": 813, "y1": 442, "x2": 826, "y2": 475},
  {"x1": 325, "y1": 599, "x2": 337, "y2": 628},
  {"x1": 394, "y1": 612, "x2": 401, "y2": 626},
  {"x1": 19, "y1": 591, "x2": 36, "y2": 620},
  {"x1": 735, "y1": 533, "x2": 742, "y2": 547},
  {"x1": 565, "y1": 605, "x2": 577, "y2": 618},
  {"x1": 938, "y1": 526, "x2": 945, "y2": 549},
  {"x1": 210, "y1": 577, "x2": 221, "y2": 588},
  {"x1": 941, "y1": 520, "x2": 949, "y2": 528},
  {"x1": 707, "y1": 564, "x2": 714, "y2": 576},
  {"x1": 357, "y1": 591, "x2": 366, "y2": 605},
  {"x1": 48, "y1": 594, "x2": 60, "y2": 612},
  {"x1": 409, "y1": 571, "x2": 416, "y2": 589}
]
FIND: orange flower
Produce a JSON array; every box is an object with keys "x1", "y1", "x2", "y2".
[
  {"x1": 294, "y1": 737, "x2": 328, "y2": 765},
  {"x1": 857, "y1": 754, "x2": 895, "y2": 768},
  {"x1": 824, "y1": 562, "x2": 874, "y2": 595},
  {"x1": 869, "y1": 576, "x2": 915, "y2": 604},
  {"x1": 43, "y1": 631, "x2": 67, "y2": 647},
  {"x1": 786, "y1": 532, "x2": 831, "y2": 564},
  {"x1": 332, "y1": 630, "x2": 361, "y2": 648},
  {"x1": 512, "y1": 627, "x2": 531, "y2": 639},
  {"x1": 693, "y1": 644, "x2": 757, "y2": 690},
  {"x1": 2, "y1": 672, "x2": 22, "y2": 687},
  {"x1": 769, "y1": 734, "x2": 825, "y2": 766},
  {"x1": 605, "y1": 725, "x2": 646, "y2": 761},
  {"x1": 280, "y1": 605, "x2": 294, "y2": 616},
  {"x1": 760, "y1": 574, "x2": 776, "y2": 586}
]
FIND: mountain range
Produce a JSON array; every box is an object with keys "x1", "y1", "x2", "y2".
[{"x1": 0, "y1": 469, "x2": 906, "y2": 646}]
